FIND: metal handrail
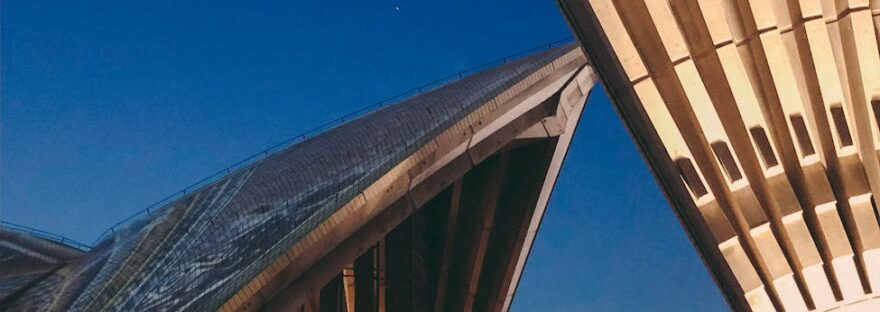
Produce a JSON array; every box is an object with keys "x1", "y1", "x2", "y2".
[
  {"x1": 0, "y1": 220, "x2": 93, "y2": 251},
  {"x1": 88, "y1": 37, "x2": 575, "y2": 246}
]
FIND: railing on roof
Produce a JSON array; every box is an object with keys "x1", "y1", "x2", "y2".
[
  {"x1": 88, "y1": 37, "x2": 575, "y2": 246},
  {"x1": 0, "y1": 221, "x2": 93, "y2": 252}
]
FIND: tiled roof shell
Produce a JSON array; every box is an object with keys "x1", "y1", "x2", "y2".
[{"x1": 0, "y1": 44, "x2": 576, "y2": 311}]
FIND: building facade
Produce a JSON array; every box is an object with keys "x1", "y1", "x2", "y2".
[{"x1": 7, "y1": 1, "x2": 879, "y2": 311}]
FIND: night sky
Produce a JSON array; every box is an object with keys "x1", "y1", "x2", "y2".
[{"x1": 2, "y1": 1, "x2": 725, "y2": 310}]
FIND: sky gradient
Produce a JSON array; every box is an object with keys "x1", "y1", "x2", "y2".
[{"x1": 3, "y1": 1, "x2": 726, "y2": 310}]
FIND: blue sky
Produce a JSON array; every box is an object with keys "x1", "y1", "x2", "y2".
[{"x1": 2, "y1": 0, "x2": 726, "y2": 310}]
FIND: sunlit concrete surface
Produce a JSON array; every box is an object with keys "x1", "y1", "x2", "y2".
[{"x1": 559, "y1": 0, "x2": 880, "y2": 311}]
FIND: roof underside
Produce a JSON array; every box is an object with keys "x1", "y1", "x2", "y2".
[{"x1": 559, "y1": 0, "x2": 880, "y2": 311}]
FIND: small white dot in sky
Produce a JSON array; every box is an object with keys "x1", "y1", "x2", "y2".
[{"x1": 395, "y1": 6, "x2": 400, "y2": 11}]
